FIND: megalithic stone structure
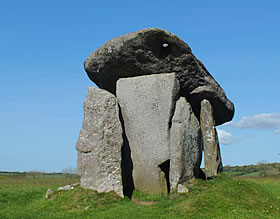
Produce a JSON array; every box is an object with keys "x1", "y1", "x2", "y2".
[
  {"x1": 76, "y1": 28, "x2": 235, "y2": 197},
  {"x1": 200, "y1": 99, "x2": 223, "y2": 178},
  {"x1": 116, "y1": 73, "x2": 179, "y2": 194},
  {"x1": 76, "y1": 87, "x2": 123, "y2": 197}
]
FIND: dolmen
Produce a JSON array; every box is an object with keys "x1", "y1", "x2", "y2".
[{"x1": 76, "y1": 28, "x2": 234, "y2": 197}]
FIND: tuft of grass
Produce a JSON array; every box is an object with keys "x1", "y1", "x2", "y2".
[{"x1": 170, "y1": 174, "x2": 280, "y2": 218}]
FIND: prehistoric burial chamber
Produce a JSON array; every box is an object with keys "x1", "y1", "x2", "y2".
[{"x1": 76, "y1": 28, "x2": 234, "y2": 197}]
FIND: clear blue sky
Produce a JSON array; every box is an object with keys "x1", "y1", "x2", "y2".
[{"x1": 1, "y1": 0, "x2": 279, "y2": 172}]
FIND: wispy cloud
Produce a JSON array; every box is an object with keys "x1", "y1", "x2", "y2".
[
  {"x1": 216, "y1": 129, "x2": 254, "y2": 145},
  {"x1": 226, "y1": 113, "x2": 280, "y2": 134},
  {"x1": 217, "y1": 129, "x2": 233, "y2": 145}
]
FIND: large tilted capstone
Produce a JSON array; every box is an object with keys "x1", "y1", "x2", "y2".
[
  {"x1": 76, "y1": 87, "x2": 123, "y2": 197},
  {"x1": 76, "y1": 28, "x2": 235, "y2": 197},
  {"x1": 84, "y1": 28, "x2": 234, "y2": 125}
]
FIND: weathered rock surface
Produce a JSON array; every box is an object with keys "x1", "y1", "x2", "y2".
[
  {"x1": 177, "y1": 184, "x2": 189, "y2": 193},
  {"x1": 45, "y1": 189, "x2": 54, "y2": 199},
  {"x1": 116, "y1": 73, "x2": 179, "y2": 194},
  {"x1": 76, "y1": 87, "x2": 123, "y2": 196},
  {"x1": 170, "y1": 97, "x2": 202, "y2": 191},
  {"x1": 84, "y1": 28, "x2": 234, "y2": 125},
  {"x1": 57, "y1": 185, "x2": 74, "y2": 191},
  {"x1": 200, "y1": 99, "x2": 223, "y2": 178}
]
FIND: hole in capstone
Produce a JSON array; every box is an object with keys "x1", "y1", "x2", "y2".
[{"x1": 158, "y1": 42, "x2": 171, "y2": 59}]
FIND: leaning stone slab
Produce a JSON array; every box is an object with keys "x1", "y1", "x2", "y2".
[
  {"x1": 76, "y1": 87, "x2": 123, "y2": 197},
  {"x1": 170, "y1": 97, "x2": 202, "y2": 191},
  {"x1": 116, "y1": 73, "x2": 179, "y2": 194},
  {"x1": 200, "y1": 99, "x2": 223, "y2": 178}
]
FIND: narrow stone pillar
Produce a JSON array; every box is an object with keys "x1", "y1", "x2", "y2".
[
  {"x1": 200, "y1": 99, "x2": 223, "y2": 178},
  {"x1": 76, "y1": 87, "x2": 123, "y2": 197},
  {"x1": 170, "y1": 97, "x2": 202, "y2": 191},
  {"x1": 116, "y1": 73, "x2": 179, "y2": 194}
]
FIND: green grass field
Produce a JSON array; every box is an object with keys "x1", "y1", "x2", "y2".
[{"x1": 0, "y1": 166, "x2": 280, "y2": 218}]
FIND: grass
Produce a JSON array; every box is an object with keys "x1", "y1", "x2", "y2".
[
  {"x1": 0, "y1": 169, "x2": 280, "y2": 218},
  {"x1": 223, "y1": 162, "x2": 280, "y2": 177}
]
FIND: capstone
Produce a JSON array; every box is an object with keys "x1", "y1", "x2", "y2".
[{"x1": 84, "y1": 28, "x2": 234, "y2": 125}]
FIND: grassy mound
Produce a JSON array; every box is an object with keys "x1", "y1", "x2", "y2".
[{"x1": 1, "y1": 173, "x2": 280, "y2": 218}]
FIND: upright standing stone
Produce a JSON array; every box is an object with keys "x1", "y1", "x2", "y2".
[
  {"x1": 76, "y1": 87, "x2": 123, "y2": 197},
  {"x1": 170, "y1": 97, "x2": 202, "y2": 191},
  {"x1": 200, "y1": 99, "x2": 223, "y2": 178},
  {"x1": 116, "y1": 73, "x2": 179, "y2": 194}
]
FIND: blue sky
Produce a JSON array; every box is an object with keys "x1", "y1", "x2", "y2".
[{"x1": 0, "y1": 0, "x2": 279, "y2": 172}]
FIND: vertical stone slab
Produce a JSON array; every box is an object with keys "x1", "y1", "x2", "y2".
[
  {"x1": 170, "y1": 97, "x2": 202, "y2": 191},
  {"x1": 76, "y1": 87, "x2": 123, "y2": 197},
  {"x1": 215, "y1": 128, "x2": 223, "y2": 173},
  {"x1": 116, "y1": 73, "x2": 179, "y2": 194},
  {"x1": 200, "y1": 99, "x2": 223, "y2": 178}
]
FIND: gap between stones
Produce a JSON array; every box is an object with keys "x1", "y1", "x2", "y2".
[{"x1": 119, "y1": 106, "x2": 134, "y2": 199}]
